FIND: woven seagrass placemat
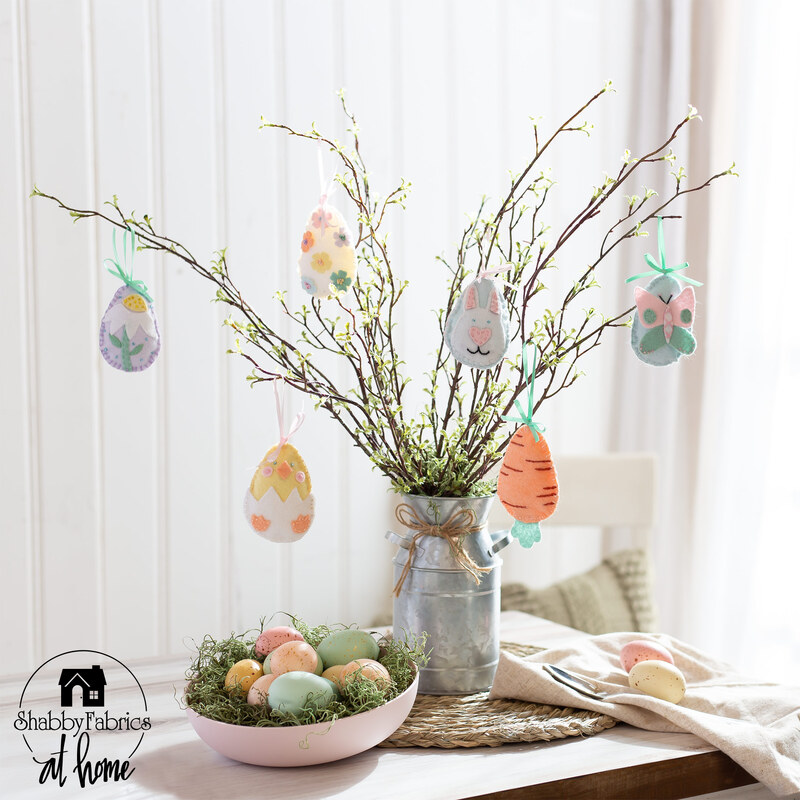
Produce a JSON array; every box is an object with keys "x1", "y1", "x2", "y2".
[{"x1": 378, "y1": 642, "x2": 617, "y2": 749}]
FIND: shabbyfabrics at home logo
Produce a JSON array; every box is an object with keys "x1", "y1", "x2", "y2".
[{"x1": 14, "y1": 650, "x2": 151, "y2": 789}]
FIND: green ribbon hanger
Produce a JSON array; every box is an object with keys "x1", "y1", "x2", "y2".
[
  {"x1": 625, "y1": 216, "x2": 703, "y2": 287},
  {"x1": 502, "y1": 343, "x2": 545, "y2": 441},
  {"x1": 105, "y1": 226, "x2": 153, "y2": 302}
]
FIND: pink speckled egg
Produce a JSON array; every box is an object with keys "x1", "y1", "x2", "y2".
[
  {"x1": 620, "y1": 640, "x2": 675, "y2": 673},
  {"x1": 270, "y1": 641, "x2": 320, "y2": 676},
  {"x1": 247, "y1": 673, "x2": 278, "y2": 706},
  {"x1": 255, "y1": 626, "x2": 305, "y2": 658}
]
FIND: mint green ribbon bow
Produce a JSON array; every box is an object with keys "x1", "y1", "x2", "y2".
[
  {"x1": 502, "y1": 344, "x2": 545, "y2": 441},
  {"x1": 104, "y1": 226, "x2": 152, "y2": 302},
  {"x1": 625, "y1": 216, "x2": 703, "y2": 287}
]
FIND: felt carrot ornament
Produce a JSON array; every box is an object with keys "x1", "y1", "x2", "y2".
[{"x1": 497, "y1": 345, "x2": 559, "y2": 547}]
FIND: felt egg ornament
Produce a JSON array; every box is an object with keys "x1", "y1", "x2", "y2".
[
  {"x1": 99, "y1": 287, "x2": 161, "y2": 372},
  {"x1": 99, "y1": 227, "x2": 160, "y2": 372},
  {"x1": 497, "y1": 345, "x2": 559, "y2": 548},
  {"x1": 627, "y1": 216, "x2": 701, "y2": 366},
  {"x1": 445, "y1": 277, "x2": 510, "y2": 369},
  {"x1": 244, "y1": 442, "x2": 315, "y2": 543},
  {"x1": 297, "y1": 198, "x2": 356, "y2": 299}
]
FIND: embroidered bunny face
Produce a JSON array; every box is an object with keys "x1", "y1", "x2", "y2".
[{"x1": 444, "y1": 278, "x2": 510, "y2": 369}]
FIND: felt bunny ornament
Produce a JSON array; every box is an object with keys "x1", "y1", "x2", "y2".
[{"x1": 444, "y1": 270, "x2": 511, "y2": 370}]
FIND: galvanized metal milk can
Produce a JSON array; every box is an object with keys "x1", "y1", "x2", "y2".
[{"x1": 386, "y1": 494, "x2": 511, "y2": 695}]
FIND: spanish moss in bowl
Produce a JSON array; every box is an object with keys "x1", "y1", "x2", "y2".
[{"x1": 183, "y1": 617, "x2": 427, "y2": 728}]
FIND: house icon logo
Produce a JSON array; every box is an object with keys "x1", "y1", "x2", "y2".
[{"x1": 58, "y1": 665, "x2": 107, "y2": 707}]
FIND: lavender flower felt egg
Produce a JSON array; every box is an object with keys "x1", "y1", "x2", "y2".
[
  {"x1": 297, "y1": 200, "x2": 356, "y2": 299},
  {"x1": 99, "y1": 286, "x2": 161, "y2": 372}
]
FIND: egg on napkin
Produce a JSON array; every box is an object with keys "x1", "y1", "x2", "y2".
[{"x1": 244, "y1": 442, "x2": 315, "y2": 543}]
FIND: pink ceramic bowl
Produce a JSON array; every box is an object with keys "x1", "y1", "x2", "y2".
[{"x1": 186, "y1": 673, "x2": 418, "y2": 767}]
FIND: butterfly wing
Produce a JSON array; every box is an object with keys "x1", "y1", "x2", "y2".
[
  {"x1": 668, "y1": 286, "x2": 696, "y2": 328},
  {"x1": 635, "y1": 287, "x2": 666, "y2": 328},
  {"x1": 639, "y1": 326, "x2": 667, "y2": 354},
  {"x1": 669, "y1": 325, "x2": 697, "y2": 355}
]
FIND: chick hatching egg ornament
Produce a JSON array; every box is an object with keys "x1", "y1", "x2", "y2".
[
  {"x1": 99, "y1": 227, "x2": 161, "y2": 372},
  {"x1": 244, "y1": 382, "x2": 315, "y2": 543}
]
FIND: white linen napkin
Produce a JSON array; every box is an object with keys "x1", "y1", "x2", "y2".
[{"x1": 489, "y1": 632, "x2": 800, "y2": 797}]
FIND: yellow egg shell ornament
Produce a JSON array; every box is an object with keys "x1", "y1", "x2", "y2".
[
  {"x1": 244, "y1": 442, "x2": 315, "y2": 543},
  {"x1": 297, "y1": 199, "x2": 356, "y2": 299}
]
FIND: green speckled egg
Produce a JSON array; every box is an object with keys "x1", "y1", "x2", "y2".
[
  {"x1": 267, "y1": 672, "x2": 336, "y2": 716},
  {"x1": 317, "y1": 629, "x2": 380, "y2": 668}
]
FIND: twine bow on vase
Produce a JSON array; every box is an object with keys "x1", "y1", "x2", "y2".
[{"x1": 392, "y1": 503, "x2": 490, "y2": 596}]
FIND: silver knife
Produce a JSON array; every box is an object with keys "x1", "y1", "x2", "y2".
[{"x1": 543, "y1": 664, "x2": 607, "y2": 701}]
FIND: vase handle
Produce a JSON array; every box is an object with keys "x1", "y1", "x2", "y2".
[
  {"x1": 385, "y1": 529, "x2": 413, "y2": 550},
  {"x1": 489, "y1": 529, "x2": 512, "y2": 554}
]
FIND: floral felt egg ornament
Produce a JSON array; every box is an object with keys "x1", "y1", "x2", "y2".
[
  {"x1": 99, "y1": 227, "x2": 160, "y2": 372},
  {"x1": 627, "y1": 216, "x2": 702, "y2": 367},
  {"x1": 243, "y1": 382, "x2": 315, "y2": 543},
  {"x1": 445, "y1": 276, "x2": 510, "y2": 369},
  {"x1": 297, "y1": 195, "x2": 356, "y2": 299}
]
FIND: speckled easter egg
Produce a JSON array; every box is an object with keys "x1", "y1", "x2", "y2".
[
  {"x1": 246, "y1": 673, "x2": 278, "y2": 706},
  {"x1": 267, "y1": 672, "x2": 336, "y2": 716},
  {"x1": 269, "y1": 641, "x2": 320, "y2": 676},
  {"x1": 254, "y1": 626, "x2": 305, "y2": 658},
  {"x1": 628, "y1": 660, "x2": 686, "y2": 704},
  {"x1": 224, "y1": 659, "x2": 263, "y2": 696},
  {"x1": 99, "y1": 286, "x2": 160, "y2": 372},
  {"x1": 620, "y1": 640, "x2": 675, "y2": 673},
  {"x1": 316, "y1": 629, "x2": 380, "y2": 668},
  {"x1": 321, "y1": 664, "x2": 347, "y2": 689},
  {"x1": 297, "y1": 202, "x2": 356, "y2": 299},
  {"x1": 339, "y1": 659, "x2": 391, "y2": 688}
]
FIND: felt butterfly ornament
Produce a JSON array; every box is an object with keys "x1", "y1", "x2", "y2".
[
  {"x1": 98, "y1": 227, "x2": 161, "y2": 372},
  {"x1": 444, "y1": 268, "x2": 511, "y2": 370},
  {"x1": 627, "y1": 217, "x2": 702, "y2": 367}
]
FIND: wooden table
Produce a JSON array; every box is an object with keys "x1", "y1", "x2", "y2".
[{"x1": 0, "y1": 612, "x2": 772, "y2": 799}]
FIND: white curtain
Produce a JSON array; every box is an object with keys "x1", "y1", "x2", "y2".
[
  {"x1": 606, "y1": 0, "x2": 800, "y2": 682},
  {"x1": 683, "y1": 0, "x2": 800, "y2": 681}
]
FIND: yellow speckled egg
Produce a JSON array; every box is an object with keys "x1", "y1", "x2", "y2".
[
  {"x1": 270, "y1": 641, "x2": 320, "y2": 676},
  {"x1": 340, "y1": 659, "x2": 391, "y2": 688},
  {"x1": 246, "y1": 673, "x2": 278, "y2": 706},
  {"x1": 321, "y1": 664, "x2": 347, "y2": 689},
  {"x1": 224, "y1": 659, "x2": 264, "y2": 696},
  {"x1": 628, "y1": 659, "x2": 686, "y2": 704}
]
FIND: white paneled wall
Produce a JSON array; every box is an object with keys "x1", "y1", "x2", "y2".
[{"x1": 1, "y1": 0, "x2": 687, "y2": 674}]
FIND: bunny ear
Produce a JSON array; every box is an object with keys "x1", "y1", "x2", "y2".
[
  {"x1": 464, "y1": 285, "x2": 478, "y2": 310},
  {"x1": 489, "y1": 289, "x2": 500, "y2": 315}
]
